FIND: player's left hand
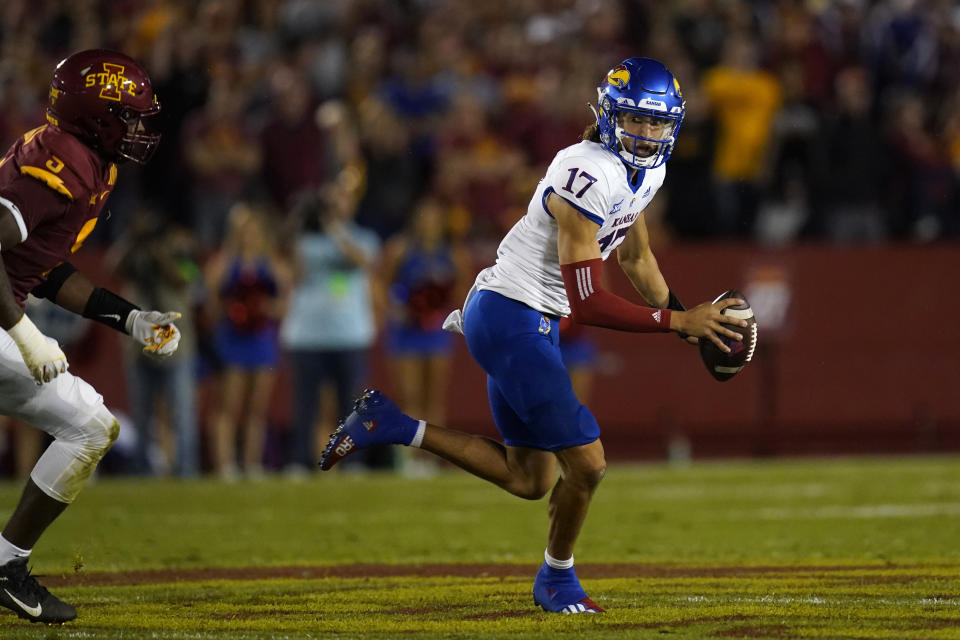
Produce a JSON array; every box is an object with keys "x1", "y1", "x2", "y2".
[{"x1": 126, "y1": 310, "x2": 182, "y2": 357}]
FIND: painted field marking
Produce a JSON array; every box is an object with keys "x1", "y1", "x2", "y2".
[
  {"x1": 729, "y1": 502, "x2": 960, "y2": 520},
  {"x1": 639, "y1": 483, "x2": 831, "y2": 501},
  {"x1": 672, "y1": 595, "x2": 960, "y2": 607}
]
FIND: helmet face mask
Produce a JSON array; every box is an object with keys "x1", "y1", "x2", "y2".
[
  {"x1": 612, "y1": 111, "x2": 677, "y2": 168},
  {"x1": 46, "y1": 49, "x2": 161, "y2": 165},
  {"x1": 595, "y1": 58, "x2": 685, "y2": 170},
  {"x1": 112, "y1": 100, "x2": 162, "y2": 164}
]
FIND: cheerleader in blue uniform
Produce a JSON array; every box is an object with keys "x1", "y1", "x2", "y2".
[
  {"x1": 205, "y1": 204, "x2": 291, "y2": 479},
  {"x1": 383, "y1": 198, "x2": 472, "y2": 431}
]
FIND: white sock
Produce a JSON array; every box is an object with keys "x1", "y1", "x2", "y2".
[
  {"x1": 544, "y1": 549, "x2": 574, "y2": 570},
  {"x1": 408, "y1": 420, "x2": 427, "y2": 448},
  {"x1": 0, "y1": 535, "x2": 31, "y2": 566}
]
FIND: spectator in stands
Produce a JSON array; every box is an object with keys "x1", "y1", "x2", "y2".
[
  {"x1": 377, "y1": 46, "x2": 451, "y2": 155},
  {"x1": 182, "y1": 59, "x2": 262, "y2": 248},
  {"x1": 383, "y1": 197, "x2": 472, "y2": 472},
  {"x1": 702, "y1": 34, "x2": 782, "y2": 236},
  {"x1": 139, "y1": 9, "x2": 212, "y2": 231},
  {"x1": 884, "y1": 93, "x2": 955, "y2": 241},
  {"x1": 258, "y1": 66, "x2": 329, "y2": 211},
  {"x1": 945, "y1": 87, "x2": 960, "y2": 232},
  {"x1": 818, "y1": 66, "x2": 889, "y2": 242},
  {"x1": 280, "y1": 182, "x2": 383, "y2": 475},
  {"x1": 205, "y1": 203, "x2": 291, "y2": 480},
  {"x1": 662, "y1": 60, "x2": 717, "y2": 238},
  {"x1": 112, "y1": 210, "x2": 202, "y2": 477},
  {"x1": 434, "y1": 93, "x2": 527, "y2": 241},
  {"x1": 3, "y1": 0, "x2": 958, "y2": 244},
  {"x1": 757, "y1": 60, "x2": 823, "y2": 244},
  {"x1": 353, "y1": 97, "x2": 429, "y2": 239}
]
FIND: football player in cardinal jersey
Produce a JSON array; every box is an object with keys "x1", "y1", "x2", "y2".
[
  {"x1": 320, "y1": 58, "x2": 748, "y2": 613},
  {"x1": 0, "y1": 50, "x2": 182, "y2": 623}
]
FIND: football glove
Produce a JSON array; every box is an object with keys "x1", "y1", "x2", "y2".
[
  {"x1": 126, "y1": 310, "x2": 182, "y2": 357},
  {"x1": 6, "y1": 314, "x2": 69, "y2": 384}
]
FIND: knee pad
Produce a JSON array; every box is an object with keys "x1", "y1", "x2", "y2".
[{"x1": 30, "y1": 406, "x2": 119, "y2": 503}]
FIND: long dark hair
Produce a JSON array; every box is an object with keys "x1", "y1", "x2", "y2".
[{"x1": 581, "y1": 122, "x2": 602, "y2": 143}]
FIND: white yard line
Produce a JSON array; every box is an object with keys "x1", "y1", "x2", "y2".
[{"x1": 732, "y1": 503, "x2": 960, "y2": 520}]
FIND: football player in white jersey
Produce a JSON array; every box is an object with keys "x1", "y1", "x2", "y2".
[{"x1": 320, "y1": 58, "x2": 747, "y2": 614}]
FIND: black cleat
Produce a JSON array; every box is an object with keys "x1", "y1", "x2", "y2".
[{"x1": 0, "y1": 558, "x2": 76, "y2": 624}]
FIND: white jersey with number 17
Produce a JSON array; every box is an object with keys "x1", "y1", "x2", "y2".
[{"x1": 473, "y1": 140, "x2": 666, "y2": 318}]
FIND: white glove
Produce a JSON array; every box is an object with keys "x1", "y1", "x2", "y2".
[
  {"x1": 6, "y1": 314, "x2": 68, "y2": 384},
  {"x1": 126, "y1": 310, "x2": 182, "y2": 357}
]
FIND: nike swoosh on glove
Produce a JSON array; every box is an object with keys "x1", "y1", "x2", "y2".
[
  {"x1": 6, "y1": 314, "x2": 68, "y2": 384},
  {"x1": 126, "y1": 310, "x2": 182, "y2": 357}
]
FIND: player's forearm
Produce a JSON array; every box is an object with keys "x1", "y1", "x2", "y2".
[
  {"x1": 560, "y1": 258, "x2": 672, "y2": 333},
  {"x1": 52, "y1": 269, "x2": 140, "y2": 333},
  {"x1": 619, "y1": 254, "x2": 669, "y2": 308},
  {"x1": 51, "y1": 269, "x2": 95, "y2": 315}
]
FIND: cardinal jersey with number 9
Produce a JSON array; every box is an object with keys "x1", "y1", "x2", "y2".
[{"x1": 0, "y1": 124, "x2": 118, "y2": 307}]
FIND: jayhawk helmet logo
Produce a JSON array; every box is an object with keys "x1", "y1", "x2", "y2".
[
  {"x1": 607, "y1": 65, "x2": 631, "y2": 89},
  {"x1": 595, "y1": 57, "x2": 686, "y2": 170}
]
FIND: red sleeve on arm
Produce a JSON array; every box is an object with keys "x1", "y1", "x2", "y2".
[{"x1": 560, "y1": 258, "x2": 672, "y2": 333}]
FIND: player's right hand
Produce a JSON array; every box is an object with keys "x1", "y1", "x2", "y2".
[
  {"x1": 670, "y1": 298, "x2": 747, "y2": 353},
  {"x1": 126, "y1": 310, "x2": 182, "y2": 357},
  {"x1": 6, "y1": 313, "x2": 68, "y2": 384}
]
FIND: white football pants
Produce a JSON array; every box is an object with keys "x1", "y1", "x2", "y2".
[{"x1": 0, "y1": 329, "x2": 118, "y2": 503}]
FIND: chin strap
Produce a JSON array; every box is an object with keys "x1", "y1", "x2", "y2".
[{"x1": 587, "y1": 102, "x2": 600, "y2": 124}]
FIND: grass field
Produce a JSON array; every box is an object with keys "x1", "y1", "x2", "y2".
[{"x1": 0, "y1": 455, "x2": 959, "y2": 638}]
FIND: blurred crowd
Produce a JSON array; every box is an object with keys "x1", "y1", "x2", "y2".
[
  {"x1": 0, "y1": 0, "x2": 958, "y2": 478},
  {"x1": 2, "y1": 0, "x2": 959, "y2": 245}
]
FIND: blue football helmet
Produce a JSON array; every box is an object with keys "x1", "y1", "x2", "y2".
[{"x1": 594, "y1": 58, "x2": 685, "y2": 170}]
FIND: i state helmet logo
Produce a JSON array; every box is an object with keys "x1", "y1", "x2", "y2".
[
  {"x1": 84, "y1": 63, "x2": 137, "y2": 102},
  {"x1": 607, "y1": 65, "x2": 630, "y2": 89}
]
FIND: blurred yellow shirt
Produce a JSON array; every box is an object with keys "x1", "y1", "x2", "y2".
[{"x1": 702, "y1": 67, "x2": 782, "y2": 181}]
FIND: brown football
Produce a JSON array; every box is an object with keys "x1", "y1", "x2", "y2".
[{"x1": 698, "y1": 290, "x2": 758, "y2": 382}]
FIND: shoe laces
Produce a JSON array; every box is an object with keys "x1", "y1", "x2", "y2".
[
  {"x1": 354, "y1": 390, "x2": 371, "y2": 411},
  {"x1": 323, "y1": 424, "x2": 343, "y2": 448},
  {"x1": 2, "y1": 561, "x2": 50, "y2": 602},
  {"x1": 354, "y1": 389, "x2": 383, "y2": 412}
]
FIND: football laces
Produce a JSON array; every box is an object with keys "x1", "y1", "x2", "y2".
[{"x1": 745, "y1": 322, "x2": 758, "y2": 362}]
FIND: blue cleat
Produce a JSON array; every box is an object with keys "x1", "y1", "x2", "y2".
[
  {"x1": 319, "y1": 389, "x2": 421, "y2": 470},
  {"x1": 533, "y1": 562, "x2": 605, "y2": 614}
]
